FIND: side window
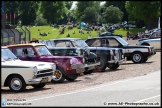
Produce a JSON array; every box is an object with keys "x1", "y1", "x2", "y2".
[
  {"x1": 13, "y1": 47, "x2": 36, "y2": 58},
  {"x1": 107, "y1": 38, "x2": 120, "y2": 47},
  {"x1": 91, "y1": 39, "x2": 101, "y2": 47},
  {"x1": 55, "y1": 41, "x2": 66, "y2": 47},
  {"x1": 86, "y1": 39, "x2": 95, "y2": 46}
]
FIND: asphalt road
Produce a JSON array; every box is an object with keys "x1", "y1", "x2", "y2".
[{"x1": 7, "y1": 70, "x2": 160, "y2": 107}]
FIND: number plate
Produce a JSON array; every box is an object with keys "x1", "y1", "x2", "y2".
[{"x1": 40, "y1": 78, "x2": 48, "y2": 83}]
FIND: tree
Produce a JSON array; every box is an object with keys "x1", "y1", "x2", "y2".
[
  {"x1": 65, "y1": 1, "x2": 73, "y2": 10},
  {"x1": 40, "y1": 1, "x2": 66, "y2": 24},
  {"x1": 80, "y1": 7, "x2": 98, "y2": 24},
  {"x1": 75, "y1": 1, "x2": 96, "y2": 22},
  {"x1": 104, "y1": 1, "x2": 128, "y2": 22},
  {"x1": 102, "y1": 5, "x2": 123, "y2": 24},
  {"x1": 125, "y1": 1, "x2": 161, "y2": 29},
  {"x1": 18, "y1": 1, "x2": 39, "y2": 25}
]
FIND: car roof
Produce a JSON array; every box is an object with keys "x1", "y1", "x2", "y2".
[
  {"x1": 1, "y1": 46, "x2": 7, "y2": 49},
  {"x1": 6, "y1": 43, "x2": 45, "y2": 47},
  {"x1": 89, "y1": 36, "x2": 119, "y2": 39},
  {"x1": 50, "y1": 38, "x2": 81, "y2": 41}
]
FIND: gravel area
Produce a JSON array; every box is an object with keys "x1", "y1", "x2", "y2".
[{"x1": 1, "y1": 38, "x2": 161, "y2": 99}]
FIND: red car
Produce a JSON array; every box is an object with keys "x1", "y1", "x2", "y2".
[{"x1": 7, "y1": 43, "x2": 86, "y2": 83}]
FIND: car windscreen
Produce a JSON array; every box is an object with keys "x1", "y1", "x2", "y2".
[{"x1": 2, "y1": 48, "x2": 18, "y2": 61}]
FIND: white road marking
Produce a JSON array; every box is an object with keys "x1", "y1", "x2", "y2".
[{"x1": 134, "y1": 95, "x2": 161, "y2": 103}]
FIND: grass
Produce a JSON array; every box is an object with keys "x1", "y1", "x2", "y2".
[{"x1": 16, "y1": 26, "x2": 145, "y2": 41}]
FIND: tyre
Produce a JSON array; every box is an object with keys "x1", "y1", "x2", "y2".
[
  {"x1": 66, "y1": 75, "x2": 78, "y2": 81},
  {"x1": 51, "y1": 67, "x2": 65, "y2": 83},
  {"x1": 99, "y1": 56, "x2": 107, "y2": 72},
  {"x1": 8, "y1": 75, "x2": 26, "y2": 92},
  {"x1": 107, "y1": 63, "x2": 119, "y2": 70},
  {"x1": 32, "y1": 83, "x2": 46, "y2": 89},
  {"x1": 131, "y1": 52, "x2": 144, "y2": 63},
  {"x1": 83, "y1": 69, "x2": 95, "y2": 75}
]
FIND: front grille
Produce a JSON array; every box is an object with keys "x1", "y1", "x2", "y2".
[
  {"x1": 36, "y1": 73, "x2": 53, "y2": 78},
  {"x1": 38, "y1": 69, "x2": 53, "y2": 74}
]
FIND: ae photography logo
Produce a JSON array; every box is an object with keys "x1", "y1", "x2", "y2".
[
  {"x1": 103, "y1": 101, "x2": 160, "y2": 106},
  {"x1": 1, "y1": 98, "x2": 6, "y2": 106},
  {"x1": 1, "y1": 98, "x2": 32, "y2": 106}
]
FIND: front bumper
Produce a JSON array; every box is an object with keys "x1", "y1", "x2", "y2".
[
  {"x1": 108, "y1": 57, "x2": 127, "y2": 64},
  {"x1": 71, "y1": 64, "x2": 85, "y2": 73},
  {"x1": 28, "y1": 76, "x2": 53, "y2": 83},
  {"x1": 84, "y1": 62, "x2": 100, "y2": 70}
]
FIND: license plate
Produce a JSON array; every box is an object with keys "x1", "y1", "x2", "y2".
[{"x1": 40, "y1": 78, "x2": 48, "y2": 83}]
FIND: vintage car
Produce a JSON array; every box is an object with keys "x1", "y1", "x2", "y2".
[
  {"x1": 30, "y1": 39, "x2": 100, "y2": 74},
  {"x1": 1, "y1": 46, "x2": 56, "y2": 92},
  {"x1": 85, "y1": 36, "x2": 156, "y2": 63},
  {"x1": 139, "y1": 29, "x2": 161, "y2": 41},
  {"x1": 6, "y1": 44, "x2": 87, "y2": 83},
  {"x1": 39, "y1": 38, "x2": 125, "y2": 72},
  {"x1": 98, "y1": 32, "x2": 122, "y2": 38},
  {"x1": 138, "y1": 30, "x2": 161, "y2": 50},
  {"x1": 138, "y1": 38, "x2": 161, "y2": 50}
]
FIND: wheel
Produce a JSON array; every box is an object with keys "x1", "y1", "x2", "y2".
[
  {"x1": 8, "y1": 75, "x2": 26, "y2": 92},
  {"x1": 107, "y1": 63, "x2": 120, "y2": 70},
  {"x1": 131, "y1": 52, "x2": 144, "y2": 63},
  {"x1": 32, "y1": 83, "x2": 46, "y2": 89},
  {"x1": 83, "y1": 69, "x2": 95, "y2": 75},
  {"x1": 51, "y1": 67, "x2": 65, "y2": 83},
  {"x1": 99, "y1": 56, "x2": 107, "y2": 72},
  {"x1": 66, "y1": 75, "x2": 78, "y2": 81}
]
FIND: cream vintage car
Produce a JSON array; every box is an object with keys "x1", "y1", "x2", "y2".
[{"x1": 1, "y1": 46, "x2": 56, "y2": 92}]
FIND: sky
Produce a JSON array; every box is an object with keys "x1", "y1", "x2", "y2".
[{"x1": 70, "y1": 1, "x2": 106, "y2": 10}]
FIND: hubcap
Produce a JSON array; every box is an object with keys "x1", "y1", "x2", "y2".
[
  {"x1": 53, "y1": 70, "x2": 62, "y2": 80},
  {"x1": 133, "y1": 54, "x2": 141, "y2": 62},
  {"x1": 11, "y1": 78, "x2": 22, "y2": 90}
]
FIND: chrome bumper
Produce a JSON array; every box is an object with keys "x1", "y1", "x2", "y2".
[
  {"x1": 108, "y1": 57, "x2": 127, "y2": 64},
  {"x1": 28, "y1": 76, "x2": 51, "y2": 83},
  {"x1": 84, "y1": 62, "x2": 100, "y2": 71},
  {"x1": 71, "y1": 64, "x2": 85, "y2": 73}
]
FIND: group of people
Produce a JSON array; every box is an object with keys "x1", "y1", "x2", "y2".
[{"x1": 126, "y1": 29, "x2": 149, "y2": 40}]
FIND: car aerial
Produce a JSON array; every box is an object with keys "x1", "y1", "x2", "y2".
[
  {"x1": 30, "y1": 39, "x2": 100, "y2": 75},
  {"x1": 85, "y1": 36, "x2": 156, "y2": 63},
  {"x1": 6, "y1": 43, "x2": 86, "y2": 83},
  {"x1": 1, "y1": 46, "x2": 56, "y2": 92},
  {"x1": 42, "y1": 38, "x2": 125, "y2": 72},
  {"x1": 98, "y1": 32, "x2": 122, "y2": 38}
]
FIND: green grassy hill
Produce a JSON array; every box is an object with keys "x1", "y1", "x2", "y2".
[{"x1": 23, "y1": 26, "x2": 145, "y2": 40}]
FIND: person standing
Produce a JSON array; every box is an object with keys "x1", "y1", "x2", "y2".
[{"x1": 126, "y1": 30, "x2": 130, "y2": 40}]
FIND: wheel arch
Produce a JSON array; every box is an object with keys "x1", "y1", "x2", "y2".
[{"x1": 4, "y1": 74, "x2": 25, "y2": 86}]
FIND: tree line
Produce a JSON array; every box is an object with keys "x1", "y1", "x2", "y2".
[{"x1": 4, "y1": 1, "x2": 161, "y2": 30}]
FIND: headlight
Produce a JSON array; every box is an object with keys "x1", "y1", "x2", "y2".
[
  {"x1": 110, "y1": 50, "x2": 114, "y2": 55},
  {"x1": 82, "y1": 58, "x2": 85, "y2": 63},
  {"x1": 51, "y1": 64, "x2": 56, "y2": 71},
  {"x1": 85, "y1": 48, "x2": 90, "y2": 55},
  {"x1": 76, "y1": 49, "x2": 81, "y2": 55},
  {"x1": 33, "y1": 66, "x2": 38, "y2": 74},
  {"x1": 70, "y1": 59, "x2": 73, "y2": 64}
]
